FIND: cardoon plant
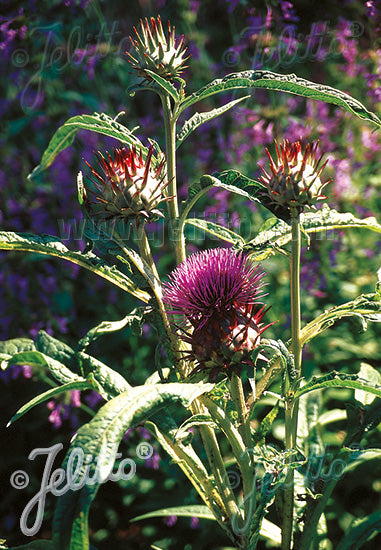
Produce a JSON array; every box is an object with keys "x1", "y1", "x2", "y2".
[{"x1": 1, "y1": 13, "x2": 381, "y2": 550}]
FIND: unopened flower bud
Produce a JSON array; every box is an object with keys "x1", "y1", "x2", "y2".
[
  {"x1": 128, "y1": 16, "x2": 189, "y2": 82},
  {"x1": 258, "y1": 139, "x2": 331, "y2": 219},
  {"x1": 83, "y1": 145, "x2": 169, "y2": 223}
]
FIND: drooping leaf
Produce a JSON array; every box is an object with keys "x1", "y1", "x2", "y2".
[
  {"x1": 145, "y1": 417, "x2": 227, "y2": 530},
  {"x1": 178, "y1": 70, "x2": 381, "y2": 129},
  {"x1": 35, "y1": 330, "x2": 131, "y2": 399},
  {"x1": 76, "y1": 351, "x2": 131, "y2": 399},
  {"x1": 243, "y1": 205, "x2": 381, "y2": 261},
  {"x1": 77, "y1": 309, "x2": 143, "y2": 351},
  {"x1": 180, "y1": 171, "x2": 264, "y2": 230},
  {"x1": 176, "y1": 96, "x2": 249, "y2": 147},
  {"x1": 300, "y1": 292, "x2": 381, "y2": 347},
  {"x1": 132, "y1": 504, "x2": 216, "y2": 522},
  {"x1": 28, "y1": 112, "x2": 144, "y2": 178},
  {"x1": 35, "y1": 331, "x2": 80, "y2": 375},
  {"x1": 36, "y1": 330, "x2": 132, "y2": 398},
  {"x1": 336, "y1": 512, "x2": 381, "y2": 550},
  {"x1": 2, "y1": 351, "x2": 82, "y2": 386},
  {"x1": 3, "y1": 330, "x2": 130, "y2": 400},
  {"x1": 0, "y1": 231, "x2": 150, "y2": 302},
  {"x1": 185, "y1": 218, "x2": 244, "y2": 245},
  {"x1": 7, "y1": 380, "x2": 93, "y2": 426},
  {"x1": 292, "y1": 372, "x2": 381, "y2": 402},
  {"x1": 52, "y1": 383, "x2": 213, "y2": 550},
  {"x1": 174, "y1": 413, "x2": 218, "y2": 443},
  {"x1": 131, "y1": 504, "x2": 282, "y2": 544}
]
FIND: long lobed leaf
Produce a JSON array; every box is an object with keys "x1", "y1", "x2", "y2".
[
  {"x1": 178, "y1": 70, "x2": 381, "y2": 129},
  {"x1": 28, "y1": 113, "x2": 145, "y2": 178},
  {"x1": 0, "y1": 231, "x2": 150, "y2": 302}
]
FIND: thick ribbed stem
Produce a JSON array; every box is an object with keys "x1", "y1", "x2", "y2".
[
  {"x1": 190, "y1": 400, "x2": 241, "y2": 532},
  {"x1": 282, "y1": 208, "x2": 302, "y2": 550},
  {"x1": 230, "y1": 372, "x2": 252, "y2": 450},
  {"x1": 134, "y1": 219, "x2": 159, "y2": 280},
  {"x1": 161, "y1": 94, "x2": 186, "y2": 264},
  {"x1": 228, "y1": 373, "x2": 255, "y2": 545}
]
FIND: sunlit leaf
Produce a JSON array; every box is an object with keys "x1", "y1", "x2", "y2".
[
  {"x1": 178, "y1": 70, "x2": 381, "y2": 129},
  {"x1": 0, "y1": 231, "x2": 150, "y2": 303},
  {"x1": 28, "y1": 113, "x2": 144, "y2": 178}
]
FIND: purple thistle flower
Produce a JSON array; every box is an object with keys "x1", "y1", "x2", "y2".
[{"x1": 163, "y1": 248, "x2": 273, "y2": 378}]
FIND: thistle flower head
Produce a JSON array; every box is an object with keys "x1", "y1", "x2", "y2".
[
  {"x1": 258, "y1": 139, "x2": 331, "y2": 219},
  {"x1": 163, "y1": 248, "x2": 273, "y2": 378},
  {"x1": 83, "y1": 144, "x2": 169, "y2": 223},
  {"x1": 127, "y1": 16, "x2": 189, "y2": 82}
]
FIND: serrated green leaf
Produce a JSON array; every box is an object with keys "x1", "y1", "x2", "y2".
[
  {"x1": 7, "y1": 380, "x2": 92, "y2": 426},
  {"x1": 33, "y1": 330, "x2": 130, "y2": 399},
  {"x1": 246, "y1": 472, "x2": 282, "y2": 548},
  {"x1": 292, "y1": 372, "x2": 381, "y2": 402},
  {"x1": 185, "y1": 219, "x2": 244, "y2": 244},
  {"x1": 355, "y1": 363, "x2": 381, "y2": 406},
  {"x1": 0, "y1": 338, "x2": 36, "y2": 357},
  {"x1": 135, "y1": 504, "x2": 281, "y2": 544},
  {"x1": 209, "y1": 170, "x2": 265, "y2": 202},
  {"x1": 174, "y1": 414, "x2": 218, "y2": 443},
  {"x1": 178, "y1": 70, "x2": 381, "y2": 129},
  {"x1": 176, "y1": 96, "x2": 249, "y2": 147},
  {"x1": 145, "y1": 417, "x2": 227, "y2": 530},
  {"x1": 132, "y1": 504, "x2": 216, "y2": 522},
  {"x1": 0, "y1": 231, "x2": 150, "y2": 302},
  {"x1": 180, "y1": 171, "x2": 264, "y2": 234},
  {"x1": 336, "y1": 512, "x2": 381, "y2": 550},
  {"x1": 52, "y1": 383, "x2": 213, "y2": 549},
  {"x1": 243, "y1": 205, "x2": 381, "y2": 261},
  {"x1": 300, "y1": 292, "x2": 381, "y2": 347},
  {"x1": 77, "y1": 351, "x2": 131, "y2": 399},
  {"x1": 77, "y1": 309, "x2": 143, "y2": 351},
  {"x1": 251, "y1": 402, "x2": 280, "y2": 446},
  {"x1": 35, "y1": 331, "x2": 79, "y2": 374},
  {"x1": 144, "y1": 70, "x2": 180, "y2": 102},
  {"x1": 28, "y1": 113, "x2": 145, "y2": 178},
  {"x1": 2, "y1": 350, "x2": 82, "y2": 385}
]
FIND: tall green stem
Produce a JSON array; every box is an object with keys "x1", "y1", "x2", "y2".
[
  {"x1": 161, "y1": 94, "x2": 186, "y2": 264},
  {"x1": 282, "y1": 208, "x2": 302, "y2": 550},
  {"x1": 161, "y1": 93, "x2": 241, "y2": 538},
  {"x1": 190, "y1": 400, "x2": 242, "y2": 531},
  {"x1": 134, "y1": 219, "x2": 159, "y2": 280},
  {"x1": 228, "y1": 373, "x2": 256, "y2": 546},
  {"x1": 230, "y1": 372, "x2": 252, "y2": 451}
]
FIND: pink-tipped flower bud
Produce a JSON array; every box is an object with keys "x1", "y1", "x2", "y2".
[
  {"x1": 83, "y1": 144, "x2": 169, "y2": 223},
  {"x1": 258, "y1": 139, "x2": 331, "y2": 219}
]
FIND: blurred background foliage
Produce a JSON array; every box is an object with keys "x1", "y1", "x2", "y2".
[{"x1": 1, "y1": 0, "x2": 380, "y2": 548}]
